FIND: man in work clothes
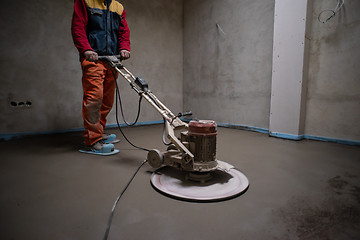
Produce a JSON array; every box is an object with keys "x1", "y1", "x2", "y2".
[{"x1": 71, "y1": 0, "x2": 131, "y2": 154}]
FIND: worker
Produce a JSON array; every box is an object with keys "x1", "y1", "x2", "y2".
[{"x1": 71, "y1": 0, "x2": 130, "y2": 155}]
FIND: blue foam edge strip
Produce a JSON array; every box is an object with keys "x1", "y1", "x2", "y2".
[
  {"x1": 1, "y1": 120, "x2": 359, "y2": 146},
  {"x1": 217, "y1": 122, "x2": 360, "y2": 146},
  {"x1": 269, "y1": 131, "x2": 360, "y2": 146},
  {"x1": 0, "y1": 120, "x2": 164, "y2": 141},
  {"x1": 217, "y1": 122, "x2": 269, "y2": 134}
]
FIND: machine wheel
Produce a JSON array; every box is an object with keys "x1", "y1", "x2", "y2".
[{"x1": 147, "y1": 149, "x2": 164, "y2": 168}]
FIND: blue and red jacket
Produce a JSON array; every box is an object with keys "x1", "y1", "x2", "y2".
[{"x1": 71, "y1": 0, "x2": 130, "y2": 56}]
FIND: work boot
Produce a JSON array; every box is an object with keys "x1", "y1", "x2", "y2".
[
  {"x1": 79, "y1": 139, "x2": 119, "y2": 155},
  {"x1": 102, "y1": 133, "x2": 120, "y2": 144},
  {"x1": 89, "y1": 140, "x2": 115, "y2": 153}
]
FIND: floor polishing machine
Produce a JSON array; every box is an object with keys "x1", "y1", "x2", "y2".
[{"x1": 99, "y1": 55, "x2": 249, "y2": 202}]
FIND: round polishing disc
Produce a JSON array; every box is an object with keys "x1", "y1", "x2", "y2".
[{"x1": 150, "y1": 161, "x2": 249, "y2": 202}]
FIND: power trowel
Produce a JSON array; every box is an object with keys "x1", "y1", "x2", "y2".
[{"x1": 99, "y1": 55, "x2": 249, "y2": 202}]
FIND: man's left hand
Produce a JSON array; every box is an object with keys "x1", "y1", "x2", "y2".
[{"x1": 120, "y1": 50, "x2": 131, "y2": 60}]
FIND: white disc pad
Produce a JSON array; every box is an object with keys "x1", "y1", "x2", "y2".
[{"x1": 150, "y1": 161, "x2": 249, "y2": 202}]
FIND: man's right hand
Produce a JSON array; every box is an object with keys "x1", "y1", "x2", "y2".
[{"x1": 83, "y1": 50, "x2": 98, "y2": 62}]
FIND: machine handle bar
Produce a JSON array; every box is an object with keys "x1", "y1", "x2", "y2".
[{"x1": 98, "y1": 55, "x2": 121, "y2": 60}]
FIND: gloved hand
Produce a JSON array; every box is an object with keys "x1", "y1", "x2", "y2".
[
  {"x1": 83, "y1": 50, "x2": 98, "y2": 62},
  {"x1": 120, "y1": 49, "x2": 131, "y2": 60}
]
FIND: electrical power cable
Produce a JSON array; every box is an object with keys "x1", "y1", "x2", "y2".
[
  {"x1": 318, "y1": 0, "x2": 344, "y2": 24},
  {"x1": 146, "y1": 97, "x2": 171, "y2": 146},
  {"x1": 101, "y1": 67, "x2": 150, "y2": 240},
  {"x1": 100, "y1": 57, "x2": 191, "y2": 240},
  {"x1": 114, "y1": 92, "x2": 150, "y2": 152},
  {"x1": 111, "y1": 68, "x2": 150, "y2": 152},
  {"x1": 162, "y1": 118, "x2": 172, "y2": 146},
  {"x1": 103, "y1": 159, "x2": 148, "y2": 240},
  {"x1": 115, "y1": 79, "x2": 142, "y2": 127}
]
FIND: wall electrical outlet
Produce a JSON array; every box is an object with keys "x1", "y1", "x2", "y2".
[{"x1": 9, "y1": 100, "x2": 32, "y2": 108}]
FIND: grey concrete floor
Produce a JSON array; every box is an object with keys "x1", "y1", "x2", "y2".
[{"x1": 0, "y1": 125, "x2": 360, "y2": 240}]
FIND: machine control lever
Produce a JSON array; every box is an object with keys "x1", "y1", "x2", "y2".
[
  {"x1": 135, "y1": 77, "x2": 149, "y2": 92},
  {"x1": 177, "y1": 111, "x2": 193, "y2": 118}
]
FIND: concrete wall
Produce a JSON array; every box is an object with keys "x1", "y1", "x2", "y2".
[
  {"x1": 305, "y1": 0, "x2": 360, "y2": 141},
  {"x1": 183, "y1": 0, "x2": 359, "y2": 142},
  {"x1": 1, "y1": 0, "x2": 359, "y2": 143},
  {"x1": 183, "y1": 0, "x2": 274, "y2": 128},
  {"x1": 115, "y1": 0, "x2": 183, "y2": 126},
  {"x1": 0, "y1": 0, "x2": 183, "y2": 135},
  {"x1": 0, "y1": 0, "x2": 81, "y2": 134}
]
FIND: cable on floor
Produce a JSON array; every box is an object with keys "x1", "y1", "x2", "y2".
[
  {"x1": 102, "y1": 66, "x2": 150, "y2": 240},
  {"x1": 103, "y1": 62, "x2": 177, "y2": 239},
  {"x1": 103, "y1": 159, "x2": 148, "y2": 240}
]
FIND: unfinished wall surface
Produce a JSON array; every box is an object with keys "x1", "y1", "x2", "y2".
[
  {"x1": 0, "y1": 0, "x2": 81, "y2": 134},
  {"x1": 183, "y1": 0, "x2": 274, "y2": 128},
  {"x1": 114, "y1": 0, "x2": 183, "y2": 126},
  {"x1": 0, "y1": 0, "x2": 183, "y2": 135},
  {"x1": 1, "y1": 0, "x2": 359, "y2": 143},
  {"x1": 305, "y1": 0, "x2": 360, "y2": 141}
]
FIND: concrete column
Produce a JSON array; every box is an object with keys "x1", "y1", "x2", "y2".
[{"x1": 269, "y1": 0, "x2": 311, "y2": 139}]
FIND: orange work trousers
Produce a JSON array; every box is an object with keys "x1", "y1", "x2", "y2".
[{"x1": 81, "y1": 59, "x2": 118, "y2": 146}]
